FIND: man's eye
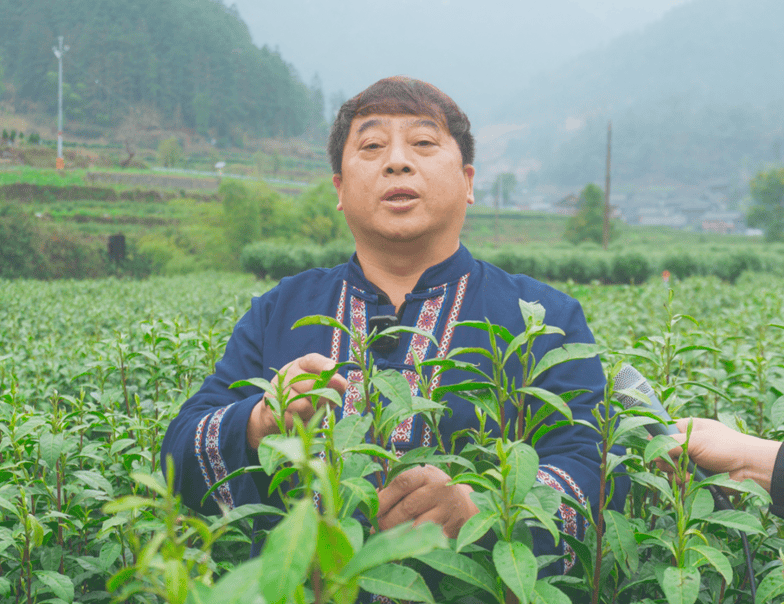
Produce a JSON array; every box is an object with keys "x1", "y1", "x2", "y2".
[
  {"x1": 363, "y1": 143, "x2": 381, "y2": 150},
  {"x1": 415, "y1": 140, "x2": 434, "y2": 147}
]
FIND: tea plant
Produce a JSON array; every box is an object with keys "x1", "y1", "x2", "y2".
[{"x1": 2, "y1": 272, "x2": 784, "y2": 603}]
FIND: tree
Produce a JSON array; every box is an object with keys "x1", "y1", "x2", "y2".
[
  {"x1": 747, "y1": 167, "x2": 784, "y2": 242},
  {"x1": 490, "y1": 173, "x2": 516, "y2": 206},
  {"x1": 564, "y1": 183, "x2": 616, "y2": 245},
  {"x1": 157, "y1": 137, "x2": 182, "y2": 168},
  {"x1": 297, "y1": 178, "x2": 351, "y2": 245}
]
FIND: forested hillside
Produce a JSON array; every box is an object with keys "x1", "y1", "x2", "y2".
[
  {"x1": 495, "y1": 0, "x2": 784, "y2": 186},
  {"x1": 0, "y1": 0, "x2": 321, "y2": 140}
]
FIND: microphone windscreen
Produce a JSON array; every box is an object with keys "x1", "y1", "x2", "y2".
[{"x1": 614, "y1": 364, "x2": 654, "y2": 409}]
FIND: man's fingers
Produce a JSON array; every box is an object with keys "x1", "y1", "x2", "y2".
[
  {"x1": 297, "y1": 352, "x2": 337, "y2": 374},
  {"x1": 327, "y1": 373, "x2": 348, "y2": 395},
  {"x1": 378, "y1": 485, "x2": 439, "y2": 531},
  {"x1": 377, "y1": 467, "x2": 432, "y2": 517}
]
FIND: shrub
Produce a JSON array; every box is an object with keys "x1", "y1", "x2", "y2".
[
  {"x1": 662, "y1": 251, "x2": 703, "y2": 280},
  {"x1": 555, "y1": 255, "x2": 609, "y2": 283},
  {"x1": 486, "y1": 249, "x2": 538, "y2": 277},
  {"x1": 241, "y1": 241, "x2": 315, "y2": 280},
  {"x1": 713, "y1": 250, "x2": 762, "y2": 284},
  {"x1": 0, "y1": 206, "x2": 46, "y2": 278},
  {"x1": 0, "y1": 206, "x2": 109, "y2": 279},
  {"x1": 610, "y1": 252, "x2": 651, "y2": 284},
  {"x1": 158, "y1": 137, "x2": 183, "y2": 167}
]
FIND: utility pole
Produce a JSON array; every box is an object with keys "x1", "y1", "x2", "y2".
[
  {"x1": 494, "y1": 174, "x2": 500, "y2": 247},
  {"x1": 52, "y1": 36, "x2": 69, "y2": 170},
  {"x1": 602, "y1": 120, "x2": 612, "y2": 250}
]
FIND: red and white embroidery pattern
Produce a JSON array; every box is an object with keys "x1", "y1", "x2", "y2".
[
  {"x1": 537, "y1": 466, "x2": 579, "y2": 572},
  {"x1": 429, "y1": 273, "x2": 470, "y2": 393},
  {"x1": 389, "y1": 293, "x2": 447, "y2": 444},
  {"x1": 330, "y1": 281, "x2": 348, "y2": 363},
  {"x1": 194, "y1": 414, "x2": 213, "y2": 499},
  {"x1": 543, "y1": 464, "x2": 586, "y2": 505},
  {"x1": 343, "y1": 369, "x2": 364, "y2": 417},
  {"x1": 194, "y1": 405, "x2": 235, "y2": 509},
  {"x1": 404, "y1": 293, "x2": 445, "y2": 365},
  {"x1": 421, "y1": 423, "x2": 433, "y2": 447}
]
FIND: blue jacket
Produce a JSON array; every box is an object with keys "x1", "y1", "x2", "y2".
[{"x1": 161, "y1": 244, "x2": 629, "y2": 575}]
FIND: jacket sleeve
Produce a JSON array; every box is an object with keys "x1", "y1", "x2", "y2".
[
  {"x1": 769, "y1": 442, "x2": 784, "y2": 518},
  {"x1": 161, "y1": 295, "x2": 272, "y2": 516},
  {"x1": 525, "y1": 295, "x2": 630, "y2": 573}
]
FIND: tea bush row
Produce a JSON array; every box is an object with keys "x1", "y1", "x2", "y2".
[
  {"x1": 1, "y1": 272, "x2": 784, "y2": 603},
  {"x1": 240, "y1": 240, "x2": 783, "y2": 284}
]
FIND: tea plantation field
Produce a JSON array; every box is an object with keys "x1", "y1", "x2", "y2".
[{"x1": 1, "y1": 270, "x2": 784, "y2": 603}]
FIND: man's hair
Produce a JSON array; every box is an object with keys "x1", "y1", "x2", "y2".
[{"x1": 327, "y1": 76, "x2": 475, "y2": 174}]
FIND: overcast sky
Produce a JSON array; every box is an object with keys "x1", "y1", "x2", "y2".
[{"x1": 231, "y1": 0, "x2": 692, "y2": 125}]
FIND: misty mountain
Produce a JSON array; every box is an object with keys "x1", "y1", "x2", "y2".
[
  {"x1": 0, "y1": 0, "x2": 321, "y2": 141},
  {"x1": 492, "y1": 0, "x2": 784, "y2": 186}
]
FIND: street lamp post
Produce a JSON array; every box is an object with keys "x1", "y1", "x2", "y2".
[{"x1": 52, "y1": 36, "x2": 69, "y2": 170}]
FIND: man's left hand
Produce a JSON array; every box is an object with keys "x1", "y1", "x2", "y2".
[{"x1": 376, "y1": 465, "x2": 479, "y2": 539}]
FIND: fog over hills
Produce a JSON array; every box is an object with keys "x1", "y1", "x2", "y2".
[
  {"x1": 487, "y1": 0, "x2": 784, "y2": 186},
  {"x1": 230, "y1": 0, "x2": 690, "y2": 124},
  {"x1": 233, "y1": 0, "x2": 781, "y2": 186}
]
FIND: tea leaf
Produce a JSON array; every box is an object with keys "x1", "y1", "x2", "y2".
[
  {"x1": 34, "y1": 570, "x2": 74, "y2": 603},
  {"x1": 688, "y1": 543, "x2": 732, "y2": 584},
  {"x1": 259, "y1": 499, "x2": 318, "y2": 601},
  {"x1": 604, "y1": 509, "x2": 639, "y2": 575},
  {"x1": 657, "y1": 566, "x2": 700, "y2": 604},
  {"x1": 456, "y1": 510, "x2": 499, "y2": 552},
  {"x1": 493, "y1": 540, "x2": 537, "y2": 603},
  {"x1": 356, "y1": 564, "x2": 434, "y2": 604},
  {"x1": 531, "y1": 580, "x2": 572, "y2": 604},
  {"x1": 332, "y1": 413, "x2": 372, "y2": 452},
  {"x1": 416, "y1": 549, "x2": 498, "y2": 597},
  {"x1": 340, "y1": 522, "x2": 447, "y2": 580}
]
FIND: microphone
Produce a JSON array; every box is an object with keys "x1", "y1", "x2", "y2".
[
  {"x1": 613, "y1": 364, "x2": 732, "y2": 509},
  {"x1": 613, "y1": 364, "x2": 760, "y2": 600}
]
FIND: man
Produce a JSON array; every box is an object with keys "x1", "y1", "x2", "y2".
[{"x1": 161, "y1": 76, "x2": 627, "y2": 576}]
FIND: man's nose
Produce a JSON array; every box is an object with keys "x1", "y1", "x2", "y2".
[{"x1": 383, "y1": 141, "x2": 414, "y2": 175}]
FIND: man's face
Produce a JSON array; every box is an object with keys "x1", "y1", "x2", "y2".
[{"x1": 333, "y1": 113, "x2": 474, "y2": 255}]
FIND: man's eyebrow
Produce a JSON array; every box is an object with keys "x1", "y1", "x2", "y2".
[
  {"x1": 356, "y1": 118, "x2": 386, "y2": 134},
  {"x1": 355, "y1": 117, "x2": 442, "y2": 135},
  {"x1": 410, "y1": 118, "x2": 441, "y2": 131}
]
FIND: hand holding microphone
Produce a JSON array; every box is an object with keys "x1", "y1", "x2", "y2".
[
  {"x1": 614, "y1": 364, "x2": 780, "y2": 497},
  {"x1": 613, "y1": 365, "x2": 731, "y2": 507}
]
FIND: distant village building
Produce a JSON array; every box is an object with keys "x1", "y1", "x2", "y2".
[
  {"x1": 553, "y1": 193, "x2": 579, "y2": 216},
  {"x1": 700, "y1": 211, "x2": 744, "y2": 235},
  {"x1": 636, "y1": 208, "x2": 688, "y2": 229}
]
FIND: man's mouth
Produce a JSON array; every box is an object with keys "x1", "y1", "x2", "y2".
[{"x1": 383, "y1": 188, "x2": 419, "y2": 201}]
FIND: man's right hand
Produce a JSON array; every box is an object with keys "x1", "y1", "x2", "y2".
[{"x1": 246, "y1": 353, "x2": 348, "y2": 449}]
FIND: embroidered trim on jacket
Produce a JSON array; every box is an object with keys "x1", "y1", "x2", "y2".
[
  {"x1": 536, "y1": 467, "x2": 577, "y2": 573},
  {"x1": 194, "y1": 405, "x2": 235, "y2": 509}
]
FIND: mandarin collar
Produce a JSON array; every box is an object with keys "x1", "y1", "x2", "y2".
[{"x1": 347, "y1": 244, "x2": 474, "y2": 296}]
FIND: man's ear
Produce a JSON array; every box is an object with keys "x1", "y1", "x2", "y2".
[
  {"x1": 464, "y1": 165, "x2": 476, "y2": 205},
  {"x1": 332, "y1": 174, "x2": 343, "y2": 211}
]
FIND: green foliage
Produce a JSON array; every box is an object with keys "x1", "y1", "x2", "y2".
[
  {"x1": 297, "y1": 178, "x2": 352, "y2": 244},
  {"x1": 241, "y1": 240, "x2": 353, "y2": 280},
  {"x1": 564, "y1": 183, "x2": 616, "y2": 246},
  {"x1": 219, "y1": 179, "x2": 297, "y2": 257},
  {"x1": 490, "y1": 172, "x2": 517, "y2": 205},
  {"x1": 157, "y1": 138, "x2": 183, "y2": 168},
  {"x1": 610, "y1": 252, "x2": 652, "y2": 284},
  {"x1": 2, "y1": 273, "x2": 784, "y2": 602},
  {"x1": 0, "y1": 0, "x2": 318, "y2": 137},
  {"x1": 747, "y1": 167, "x2": 784, "y2": 242},
  {"x1": 0, "y1": 205, "x2": 110, "y2": 279}
]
